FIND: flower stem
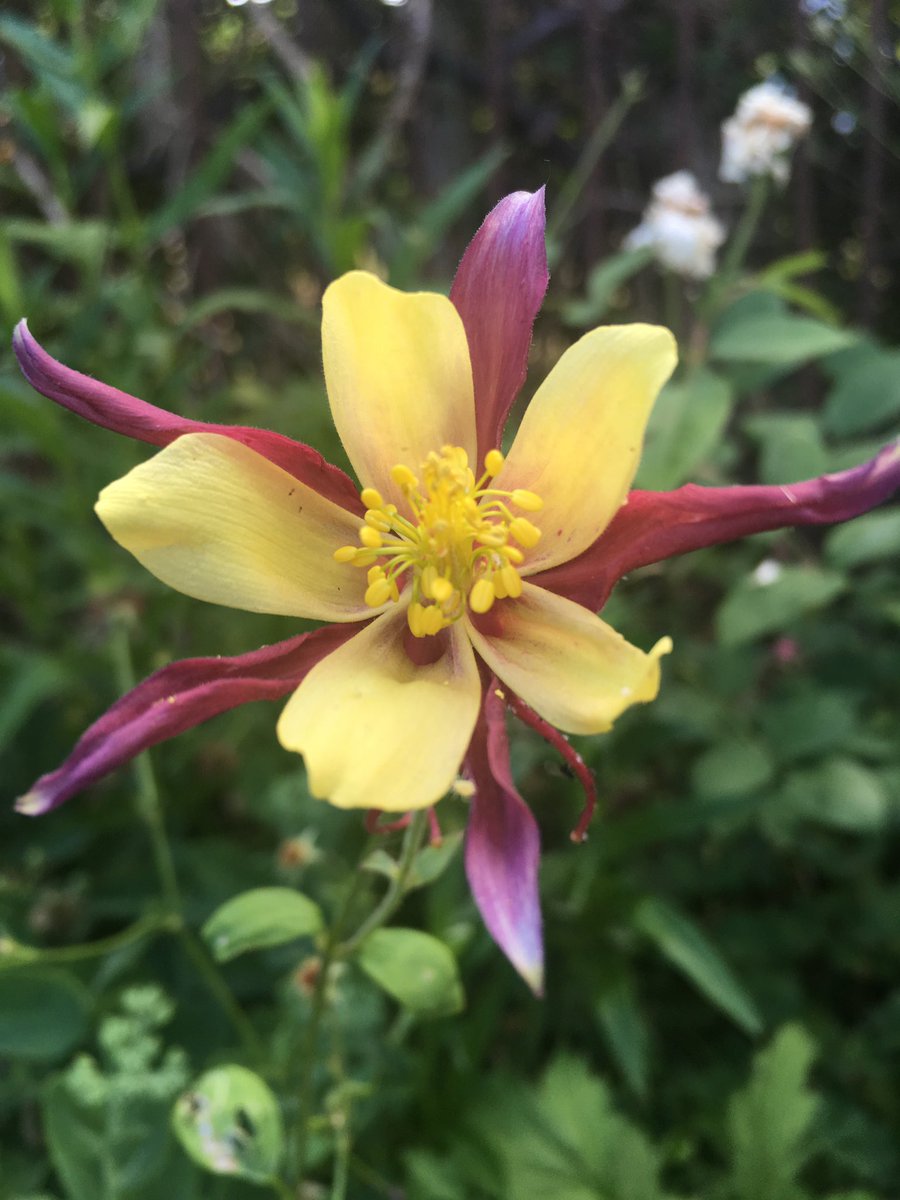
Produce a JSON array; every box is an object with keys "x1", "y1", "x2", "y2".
[
  {"x1": 703, "y1": 174, "x2": 769, "y2": 320},
  {"x1": 290, "y1": 810, "x2": 429, "y2": 1187},
  {"x1": 110, "y1": 619, "x2": 263, "y2": 1060},
  {"x1": 337, "y1": 810, "x2": 429, "y2": 958}
]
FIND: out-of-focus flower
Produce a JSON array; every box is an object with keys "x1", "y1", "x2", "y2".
[
  {"x1": 624, "y1": 171, "x2": 725, "y2": 280},
  {"x1": 720, "y1": 81, "x2": 812, "y2": 185},
  {"x1": 11, "y1": 191, "x2": 900, "y2": 992}
]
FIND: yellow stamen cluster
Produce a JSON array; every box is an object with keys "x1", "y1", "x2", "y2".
[{"x1": 334, "y1": 446, "x2": 543, "y2": 637}]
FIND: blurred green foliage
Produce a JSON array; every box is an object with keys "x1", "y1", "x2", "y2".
[{"x1": 1, "y1": 0, "x2": 899, "y2": 1197}]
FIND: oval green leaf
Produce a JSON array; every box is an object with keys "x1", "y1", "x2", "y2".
[
  {"x1": 357, "y1": 928, "x2": 464, "y2": 1017},
  {"x1": 201, "y1": 887, "x2": 323, "y2": 963},
  {"x1": 0, "y1": 968, "x2": 91, "y2": 1061},
  {"x1": 172, "y1": 1065, "x2": 284, "y2": 1183}
]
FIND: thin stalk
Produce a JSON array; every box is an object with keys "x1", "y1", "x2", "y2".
[
  {"x1": 703, "y1": 174, "x2": 769, "y2": 319},
  {"x1": 547, "y1": 70, "x2": 645, "y2": 259},
  {"x1": 0, "y1": 911, "x2": 175, "y2": 970},
  {"x1": 337, "y1": 810, "x2": 429, "y2": 958},
  {"x1": 291, "y1": 811, "x2": 429, "y2": 1185},
  {"x1": 110, "y1": 621, "x2": 262, "y2": 1059}
]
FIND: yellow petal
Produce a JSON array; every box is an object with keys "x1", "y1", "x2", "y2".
[
  {"x1": 95, "y1": 433, "x2": 370, "y2": 621},
  {"x1": 496, "y1": 324, "x2": 677, "y2": 574},
  {"x1": 465, "y1": 582, "x2": 671, "y2": 735},
  {"x1": 277, "y1": 606, "x2": 481, "y2": 810},
  {"x1": 322, "y1": 272, "x2": 477, "y2": 503}
]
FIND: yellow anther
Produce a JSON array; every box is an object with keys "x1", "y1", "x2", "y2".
[
  {"x1": 511, "y1": 489, "x2": 543, "y2": 512},
  {"x1": 364, "y1": 578, "x2": 393, "y2": 607},
  {"x1": 337, "y1": 446, "x2": 543, "y2": 630},
  {"x1": 484, "y1": 449, "x2": 505, "y2": 476},
  {"x1": 427, "y1": 604, "x2": 448, "y2": 633},
  {"x1": 431, "y1": 576, "x2": 453, "y2": 603},
  {"x1": 360, "y1": 487, "x2": 384, "y2": 509},
  {"x1": 391, "y1": 464, "x2": 418, "y2": 490},
  {"x1": 452, "y1": 778, "x2": 476, "y2": 798},
  {"x1": 509, "y1": 517, "x2": 541, "y2": 548},
  {"x1": 469, "y1": 577, "x2": 496, "y2": 614},
  {"x1": 498, "y1": 564, "x2": 523, "y2": 597},
  {"x1": 407, "y1": 602, "x2": 426, "y2": 638}
]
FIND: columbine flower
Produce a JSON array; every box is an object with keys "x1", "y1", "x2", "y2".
[
  {"x1": 624, "y1": 171, "x2": 726, "y2": 281},
  {"x1": 12, "y1": 190, "x2": 900, "y2": 992},
  {"x1": 719, "y1": 80, "x2": 812, "y2": 185}
]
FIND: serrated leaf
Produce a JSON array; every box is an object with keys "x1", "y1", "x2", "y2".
[
  {"x1": 728, "y1": 1025, "x2": 818, "y2": 1200},
  {"x1": 357, "y1": 928, "x2": 463, "y2": 1017},
  {"x1": 716, "y1": 566, "x2": 846, "y2": 646},
  {"x1": 0, "y1": 969, "x2": 91, "y2": 1061},
  {"x1": 635, "y1": 369, "x2": 733, "y2": 490},
  {"x1": 172, "y1": 1066, "x2": 284, "y2": 1184},
  {"x1": 201, "y1": 888, "x2": 322, "y2": 963},
  {"x1": 633, "y1": 898, "x2": 763, "y2": 1035}
]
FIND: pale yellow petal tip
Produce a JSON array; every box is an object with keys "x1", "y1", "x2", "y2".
[{"x1": 520, "y1": 962, "x2": 545, "y2": 998}]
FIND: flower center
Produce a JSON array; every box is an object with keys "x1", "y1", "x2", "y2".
[{"x1": 334, "y1": 446, "x2": 543, "y2": 637}]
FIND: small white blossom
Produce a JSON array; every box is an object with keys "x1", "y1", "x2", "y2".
[
  {"x1": 624, "y1": 170, "x2": 726, "y2": 280},
  {"x1": 720, "y1": 81, "x2": 812, "y2": 185}
]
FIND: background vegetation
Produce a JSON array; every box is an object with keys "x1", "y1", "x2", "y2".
[{"x1": 1, "y1": 1, "x2": 899, "y2": 1197}]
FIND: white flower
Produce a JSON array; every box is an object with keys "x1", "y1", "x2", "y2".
[
  {"x1": 624, "y1": 171, "x2": 726, "y2": 281},
  {"x1": 720, "y1": 81, "x2": 812, "y2": 185}
]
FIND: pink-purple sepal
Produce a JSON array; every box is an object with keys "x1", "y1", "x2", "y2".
[
  {"x1": 464, "y1": 682, "x2": 544, "y2": 995},
  {"x1": 540, "y1": 440, "x2": 900, "y2": 612},
  {"x1": 450, "y1": 189, "x2": 549, "y2": 458},
  {"x1": 12, "y1": 320, "x2": 362, "y2": 512},
  {"x1": 16, "y1": 624, "x2": 357, "y2": 816}
]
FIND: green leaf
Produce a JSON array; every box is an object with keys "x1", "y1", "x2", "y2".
[
  {"x1": 561, "y1": 247, "x2": 654, "y2": 326},
  {"x1": 147, "y1": 101, "x2": 271, "y2": 241},
  {"x1": 0, "y1": 969, "x2": 91, "y2": 1061},
  {"x1": 172, "y1": 1066, "x2": 284, "y2": 1184},
  {"x1": 201, "y1": 887, "x2": 323, "y2": 963},
  {"x1": 716, "y1": 566, "x2": 846, "y2": 646},
  {"x1": 743, "y1": 413, "x2": 829, "y2": 485},
  {"x1": 727, "y1": 1025, "x2": 818, "y2": 1200},
  {"x1": 692, "y1": 738, "x2": 774, "y2": 800},
  {"x1": 45, "y1": 1077, "x2": 194, "y2": 1200},
  {"x1": 761, "y1": 690, "x2": 858, "y2": 763},
  {"x1": 364, "y1": 831, "x2": 463, "y2": 890},
  {"x1": 711, "y1": 312, "x2": 857, "y2": 368},
  {"x1": 357, "y1": 928, "x2": 464, "y2": 1017},
  {"x1": 824, "y1": 349, "x2": 900, "y2": 436},
  {"x1": 635, "y1": 369, "x2": 733, "y2": 490},
  {"x1": 633, "y1": 897, "x2": 763, "y2": 1035},
  {"x1": 780, "y1": 758, "x2": 889, "y2": 832},
  {"x1": 826, "y1": 509, "x2": 900, "y2": 569},
  {"x1": 595, "y1": 975, "x2": 650, "y2": 1099}
]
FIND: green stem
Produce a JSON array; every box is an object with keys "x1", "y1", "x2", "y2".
[
  {"x1": 291, "y1": 812, "x2": 429, "y2": 1186},
  {"x1": 0, "y1": 911, "x2": 176, "y2": 970},
  {"x1": 546, "y1": 70, "x2": 645, "y2": 259},
  {"x1": 337, "y1": 811, "x2": 429, "y2": 958},
  {"x1": 703, "y1": 174, "x2": 770, "y2": 320},
  {"x1": 269, "y1": 1177, "x2": 295, "y2": 1200},
  {"x1": 110, "y1": 620, "x2": 262, "y2": 1060}
]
